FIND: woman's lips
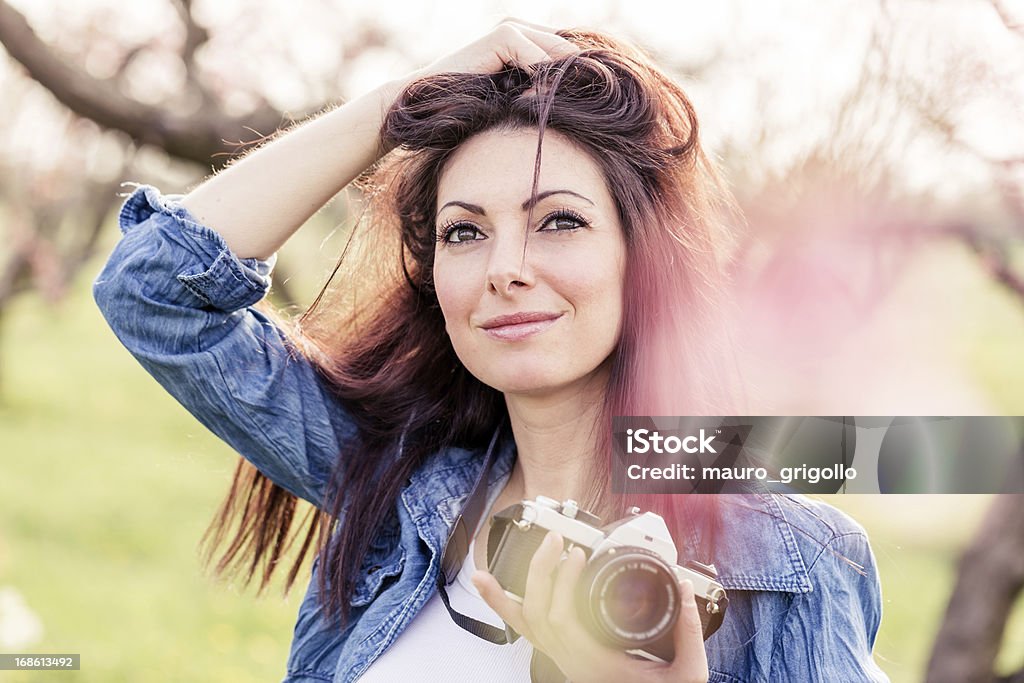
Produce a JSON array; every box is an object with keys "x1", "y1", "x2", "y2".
[{"x1": 481, "y1": 314, "x2": 562, "y2": 341}]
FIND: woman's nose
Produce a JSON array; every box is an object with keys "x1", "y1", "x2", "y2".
[{"x1": 485, "y1": 230, "x2": 535, "y2": 295}]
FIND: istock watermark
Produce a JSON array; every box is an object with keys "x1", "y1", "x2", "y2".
[
  {"x1": 625, "y1": 428, "x2": 718, "y2": 454},
  {"x1": 611, "y1": 416, "x2": 1024, "y2": 495}
]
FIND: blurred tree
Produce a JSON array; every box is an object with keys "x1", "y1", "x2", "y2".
[
  {"x1": 0, "y1": 0, "x2": 394, "y2": 164},
  {"x1": 719, "y1": 0, "x2": 1024, "y2": 310},
  {"x1": 926, "y1": 493, "x2": 1024, "y2": 683},
  {"x1": 708, "y1": 3, "x2": 1024, "y2": 673},
  {"x1": 0, "y1": 0, "x2": 403, "y2": 392},
  {"x1": 0, "y1": 55, "x2": 135, "y2": 390}
]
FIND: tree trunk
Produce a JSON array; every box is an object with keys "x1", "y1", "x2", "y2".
[{"x1": 926, "y1": 494, "x2": 1024, "y2": 683}]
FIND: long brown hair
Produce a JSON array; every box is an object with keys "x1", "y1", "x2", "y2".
[{"x1": 199, "y1": 28, "x2": 743, "y2": 628}]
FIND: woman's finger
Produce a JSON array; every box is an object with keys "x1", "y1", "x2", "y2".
[
  {"x1": 548, "y1": 545, "x2": 586, "y2": 630},
  {"x1": 495, "y1": 19, "x2": 580, "y2": 58},
  {"x1": 494, "y1": 16, "x2": 559, "y2": 34},
  {"x1": 521, "y1": 531, "x2": 563, "y2": 632},
  {"x1": 492, "y1": 23, "x2": 552, "y2": 67},
  {"x1": 545, "y1": 544, "x2": 599, "y2": 662},
  {"x1": 668, "y1": 579, "x2": 710, "y2": 679},
  {"x1": 471, "y1": 569, "x2": 533, "y2": 642}
]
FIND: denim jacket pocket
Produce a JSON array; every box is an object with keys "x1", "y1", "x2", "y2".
[
  {"x1": 351, "y1": 519, "x2": 406, "y2": 607},
  {"x1": 708, "y1": 668, "x2": 744, "y2": 683}
]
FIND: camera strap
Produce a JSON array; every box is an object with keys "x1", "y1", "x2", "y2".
[
  {"x1": 435, "y1": 419, "x2": 571, "y2": 683},
  {"x1": 436, "y1": 418, "x2": 515, "y2": 644}
]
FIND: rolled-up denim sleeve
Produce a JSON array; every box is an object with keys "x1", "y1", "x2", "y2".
[
  {"x1": 93, "y1": 184, "x2": 357, "y2": 509},
  {"x1": 770, "y1": 531, "x2": 890, "y2": 682}
]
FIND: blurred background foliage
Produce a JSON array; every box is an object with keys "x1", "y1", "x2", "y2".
[{"x1": 0, "y1": 0, "x2": 1022, "y2": 681}]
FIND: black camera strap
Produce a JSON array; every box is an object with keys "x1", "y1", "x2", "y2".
[
  {"x1": 437, "y1": 419, "x2": 516, "y2": 644},
  {"x1": 435, "y1": 419, "x2": 571, "y2": 683}
]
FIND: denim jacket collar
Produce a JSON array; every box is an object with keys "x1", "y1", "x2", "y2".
[
  {"x1": 400, "y1": 425, "x2": 812, "y2": 596},
  {"x1": 399, "y1": 425, "x2": 518, "y2": 558}
]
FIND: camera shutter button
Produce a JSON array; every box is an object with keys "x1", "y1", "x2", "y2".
[{"x1": 562, "y1": 500, "x2": 579, "y2": 518}]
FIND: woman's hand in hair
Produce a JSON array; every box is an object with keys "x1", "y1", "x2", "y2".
[
  {"x1": 414, "y1": 18, "x2": 580, "y2": 79},
  {"x1": 472, "y1": 531, "x2": 710, "y2": 683}
]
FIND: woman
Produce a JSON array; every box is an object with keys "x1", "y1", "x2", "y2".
[{"x1": 93, "y1": 20, "x2": 888, "y2": 683}]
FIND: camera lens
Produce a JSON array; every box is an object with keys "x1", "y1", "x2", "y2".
[
  {"x1": 603, "y1": 565, "x2": 663, "y2": 633},
  {"x1": 579, "y1": 548, "x2": 679, "y2": 647}
]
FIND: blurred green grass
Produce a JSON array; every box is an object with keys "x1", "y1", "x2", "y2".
[
  {"x1": 0, "y1": 278, "x2": 309, "y2": 682},
  {"x1": 0, "y1": 230, "x2": 1023, "y2": 682}
]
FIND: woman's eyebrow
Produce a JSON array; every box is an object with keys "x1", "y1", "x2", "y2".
[
  {"x1": 524, "y1": 188, "x2": 598, "y2": 209},
  {"x1": 438, "y1": 189, "x2": 594, "y2": 216}
]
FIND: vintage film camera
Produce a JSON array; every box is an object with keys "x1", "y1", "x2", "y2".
[{"x1": 487, "y1": 496, "x2": 729, "y2": 663}]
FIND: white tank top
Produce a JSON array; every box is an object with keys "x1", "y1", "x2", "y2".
[{"x1": 357, "y1": 535, "x2": 534, "y2": 681}]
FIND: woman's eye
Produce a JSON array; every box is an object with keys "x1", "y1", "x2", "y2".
[
  {"x1": 441, "y1": 224, "x2": 484, "y2": 244},
  {"x1": 541, "y1": 212, "x2": 588, "y2": 232}
]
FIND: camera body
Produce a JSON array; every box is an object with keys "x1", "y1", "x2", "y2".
[{"x1": 487, "y1": 496, "x2": 728, "y2": 663}]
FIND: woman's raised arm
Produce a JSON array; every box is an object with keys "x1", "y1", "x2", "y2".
[
  {"x1": 178, "y1": 19, "x2": 580, "y2": 261},
  {"x1": 177, "y1": 75, "x2": 413, "y2": 260},
  {"x1": 93, "y1": 21, "x2": 579, "y2": 508}
]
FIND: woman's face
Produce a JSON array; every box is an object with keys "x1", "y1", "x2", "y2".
[{"x1": 433, "y1": 127, "x2": 627, "y2": 397}]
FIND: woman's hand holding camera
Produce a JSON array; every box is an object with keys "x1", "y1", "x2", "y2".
[{"x1": 472, "y1": 531, "x2": 710, "y2": 683}]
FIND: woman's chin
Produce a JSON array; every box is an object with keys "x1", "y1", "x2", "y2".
[
  {"x1": 481, "y1": 369, "x2": 565, "y2": 396},
  {"x1": 482, "y1": 367, "x2": 603, "y2": 399}
]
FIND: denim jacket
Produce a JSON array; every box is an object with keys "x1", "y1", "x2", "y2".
[{"x1": 93, "y1": 185, "x2": 889, "y2": 683}]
